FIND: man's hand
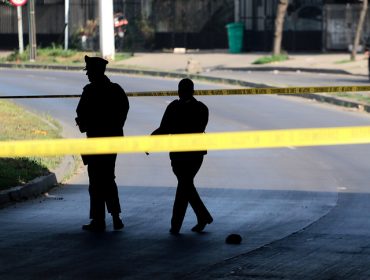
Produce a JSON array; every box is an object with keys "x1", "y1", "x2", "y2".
[{"x1": 75, "y1": 117, "x2": 87, "y2": 133}]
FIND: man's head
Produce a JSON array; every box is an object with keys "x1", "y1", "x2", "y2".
[
  {"x1": 178, "y1": 78, "x2": 194, "y2": 101},
  {"x1": 83, "y1": 55, "x2": 108, "y2": 82}
]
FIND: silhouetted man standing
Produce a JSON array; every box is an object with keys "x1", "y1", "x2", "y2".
[
  {"x1": 76, "y1": 55, "x2": 129, "y2": 231},
  {"x1": 148, "y1": 78, "x2": 213, "y2": 234}
]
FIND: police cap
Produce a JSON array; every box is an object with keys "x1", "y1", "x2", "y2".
[{"x1": 83, "y1": 55, "x2": 109, "y2": 71}]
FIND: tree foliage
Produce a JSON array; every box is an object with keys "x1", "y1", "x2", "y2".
[{"x1": 0, "y1": 0, "x2": 14, "y2": 5}]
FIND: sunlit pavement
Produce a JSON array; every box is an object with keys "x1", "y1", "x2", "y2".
[
  {"x1": 112, "y1": 52, "x2": 369, "y2": 75},
  {"x1": 1, "y1": 69, "x2": 370, "y2": 279}
]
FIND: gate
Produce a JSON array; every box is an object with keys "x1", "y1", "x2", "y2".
[
  {"x1": 324, "y1": 4, "x2": 370, "y2": 51},
  {"x1": 152, "y1": 0, "x2": 234, "y2": 50},
  {"x1": 239, "y1": 0, "x2": 324, "y2": 52}
]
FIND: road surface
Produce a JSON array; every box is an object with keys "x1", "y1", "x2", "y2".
[{"x1": 1, "y1": 69, "x2": 370, "y2": 279}]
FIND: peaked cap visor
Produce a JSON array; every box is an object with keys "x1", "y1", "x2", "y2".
[{"x1": 83, "y1": 55, "x2": 109, "y2": 71}]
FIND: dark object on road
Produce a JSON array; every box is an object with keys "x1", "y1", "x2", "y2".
[
  {"x1": 226, "y1": 234, "x2": 242, "y2": 244},
  {"x1": 148, "y1": 78, "x2": 213, "y2": 234},
  {"x1": 76, "y1": 55, "x2": 129, "y2": 231}
]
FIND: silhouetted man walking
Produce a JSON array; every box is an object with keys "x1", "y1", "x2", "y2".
[
  {"x1": 148, "y1": 78, "x2": 213, "y2": 234},
  {"x1": 76, "y1": 55, "x2": 129, "y2": 231}
]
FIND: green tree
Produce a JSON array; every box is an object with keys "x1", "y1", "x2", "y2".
[
  {"x1": 351, "y1": 0, "x2": 368, "y2": 61},
  {"x1": 0, "y1": 0, "x2": 14, "y2": 4},
  {"x1": 273, "y1": 0, "x2": 290, "y2": 55}
]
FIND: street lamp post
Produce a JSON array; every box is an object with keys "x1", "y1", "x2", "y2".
[
  {"x1": 10, "y1": 0, "x2": 27, "y2": 54},
  {"x1": 65, "y1": 0, "x2": 69, "y2": 51},
  {"x1": 99, "y1": 0, "x2": 115, "y2": 61},
  {"x1": 17, "y1": 5, "x2": 24, "y2": 54},
  {"x1": 27, "y1": 0, "x2": 37, "y2": 61}
]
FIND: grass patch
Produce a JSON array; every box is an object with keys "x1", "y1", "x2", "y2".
[
  {"x1": 0, "y1": 44, "x2": 133, "y2": 65},
  {"x1": 252, "y1": 53, "x2": 289, "y2": 65},
  {"x1": 328, "y1": 92, "x2": 370, "y2": 104},
  {"x1": 0, "y1": 99, "x2": 63, "y2": 191},
  {"x1": 114, "y1": 55, "x2": 133, "y2": 62},
  {"x1": 334, "y1": 59, "x2": 354, "y2": 64},
  {"x1": 111, "y1": 64, "x2": 169, "y2": 71}
]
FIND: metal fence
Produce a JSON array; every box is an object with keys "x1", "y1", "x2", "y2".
[
  {"x1": 0, "y1": 0, "x2": 234, "y2": 50},
  {"x1": 324, "y1": 4, "x2": 370, "y2": 51},
  {"x1": 0, "y1": 0, "x2": 99, "y2": 49},
  {"x1": 0, "y1": 0, "x2": 236, "y2": 50},
  {"x1": 2, "y1": 0, "x2": 370, "y2": 52},
  {"x1": 151, "y1": 0, "x2": 234, "y2": 50}
]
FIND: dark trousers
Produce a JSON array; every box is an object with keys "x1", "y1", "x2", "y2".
[
  {"x1": 87, "y1": 154, "x2": 121, "y2": 220},
  {"x1": 170, "y1": 155, "x2": 212, "y2": 229}
]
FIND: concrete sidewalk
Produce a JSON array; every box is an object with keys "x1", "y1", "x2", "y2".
[
  {"x1": 1, "y1": 50, "x2": 367, "y2": 75},
  {"x1": 112, "y1": 51, "x2": 369, "y2": 75}
]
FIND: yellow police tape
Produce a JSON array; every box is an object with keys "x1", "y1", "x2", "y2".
[
  {"x1": 1, "y1": 85, "x2": 370, "y2": 99},
  {"x1": 1, "y1": 126, "x2": 370, "y2": 157},
  {"x1": 133, "y1": 85, "x2": 370, "y2": 97}
]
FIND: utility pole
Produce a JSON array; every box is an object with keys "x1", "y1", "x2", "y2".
[
  {"x1": 234, "y1": 0, "x2": 240, "y2": 23},
  {"x1": 65, "y1": 0, "x2": 69, "y2": 51},
  {"x1": 99, "y1": 0, "x2": 115, "y2": 61},
  {"x1": 172, "y1": 0, "x2": 176, "y2": 49},
  {"x1": 17, "y1": 5, "x2": 24, "y2": 54},
  {"x1": 27, "y1": 0, "x2": 36, "y2": 61}
]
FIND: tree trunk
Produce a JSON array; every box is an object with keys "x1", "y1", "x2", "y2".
[
  {"x1": 273, "y1": 0, "x2": 289, "y2": 56},
  {"x1": 351, "y1": 0, "x2": 368, "y2": 61}
]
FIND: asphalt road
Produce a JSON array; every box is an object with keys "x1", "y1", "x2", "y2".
[
  {"x1": 208, "y1": 70, "x2": 370, "y2": 87},
  {"x1": 1, "y1": 69, "x2": 370, "y2": 279}
]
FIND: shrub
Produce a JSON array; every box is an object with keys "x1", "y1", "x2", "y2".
[{"x1": 252, "y1": 53, "x2": 289, "y2": 65}]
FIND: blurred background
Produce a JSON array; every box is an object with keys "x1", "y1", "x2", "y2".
[{"x1": 1, "y1": 0, "x2": 369, "y2": 53}]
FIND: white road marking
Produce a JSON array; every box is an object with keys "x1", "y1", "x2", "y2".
[
  {"x1": 287, "y1": 146, "x2": 296, "y2": 149},
  {"x1": 45, "y1": 77, "x2": 56, "y2": 80},
  {"x1": 165, "y1": 101, "x2": 171, "y2": 104},
  {"x1": 27, "y1": 75, "x2": 36, "y2": 78},
  {"x1": 337, "y1": 187, "x2": 346, "y2": 190}
]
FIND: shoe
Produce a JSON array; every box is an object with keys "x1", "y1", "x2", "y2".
[
  {"x1": 82, "y1": 219, "x2": 106, "y2": 231},
  {"x1": 191, "y1": 217, "x2": 213, "y2": 232},
  {"x1": 113, "y1": 216, "x2": 124, "y2": 230},
  {"x1": 169, "y1": 227, "x2": 180, "y2": 234}
]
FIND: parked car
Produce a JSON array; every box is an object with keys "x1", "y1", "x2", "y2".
[{"x1": 285, "y1": 4, "x2": 322, "y2": 31}]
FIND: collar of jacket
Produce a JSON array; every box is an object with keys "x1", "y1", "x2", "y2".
[
  {"x1": 90, "y1": 75, "x2": 111, "y2": 85},
  {"x1": 180, "y1": 96, "x2": 196, "y2": 103}
]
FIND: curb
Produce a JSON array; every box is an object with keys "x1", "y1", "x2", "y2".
[
  {"x1": 213, "y1": 66, "x2": 368, "y2": 77},
  {"x1": 0, "y1": 62, "x2": 367, "y2": 77},
  {"x1": 0, "y1": 62, "x2": 272, "y2": 88},
  {"x1": 0, "y1": 156, "x2": 77, "y2": 208},
  {"x1": 288, "y1": 93, "x2": 370, "y2": 112}
]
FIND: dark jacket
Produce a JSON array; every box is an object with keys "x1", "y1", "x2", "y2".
[
  {"x1": 152, "y1": 96, "x2": 208, "y2": 159},
  {"x1": 76, "y1": 75, "x2": 129, "y2": 138}
]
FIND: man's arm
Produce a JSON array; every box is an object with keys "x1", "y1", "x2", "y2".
[
  {"x1": 117, "y1": 87, "x2": 130, "y2": 129},
  {"x1": 76, "y1": 87, "x2": 89, "y2": 133},
  {"x1": 197, "y1": 102, "x2": 209, "y2": 133},
  {"x1": 146, "y1": 102, "x2": 174, "y2": 155},
  {"x1": 150, "y1": 103, "x2": 174, "y2": 136},
  {"x1": 108, "y1": 84, "x2": 129, "y2": 130}
]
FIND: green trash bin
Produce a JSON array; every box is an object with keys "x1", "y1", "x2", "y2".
[{"x1": 225, "y1": 23, "x2": 245, "y2": 53}]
